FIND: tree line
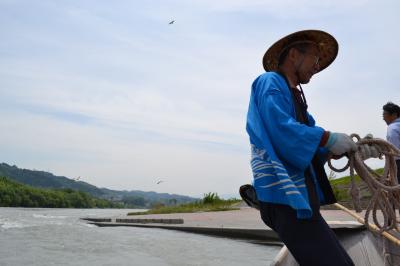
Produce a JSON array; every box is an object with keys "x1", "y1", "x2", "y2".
[
  {"x1": 0, "y1": 163, "x2": 198, "y2": 208},
  {"x1": 0, "y1": 177, "x2": 123, "y2": 208}
]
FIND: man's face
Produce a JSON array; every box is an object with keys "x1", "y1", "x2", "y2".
[
  {"x1": 295, "y1": 45, "x2": 321, "y2": 84},
  {"x1": 383, "y1": 111, "x2": 398, "y2": 125}
]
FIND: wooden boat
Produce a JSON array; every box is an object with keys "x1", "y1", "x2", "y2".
[
  {"x1": 271, "y1": 228, "x2": 400, "y2": 265},
  {"x1": 240, "y1": 182, "x2": 400, "y2": 265},
  {"x1": 271, "y1": 204, "x2": 400, "y2": 266}
]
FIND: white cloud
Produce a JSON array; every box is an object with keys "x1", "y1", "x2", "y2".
[{"x1": 0, "y1": 0, "x2": 399, "y2": 197}]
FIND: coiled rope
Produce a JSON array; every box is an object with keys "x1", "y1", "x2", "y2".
[{"x1": 328, "y1": 134, "x2": 400, "y2": 233}]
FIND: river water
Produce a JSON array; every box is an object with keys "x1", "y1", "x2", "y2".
[{"x1": 0, "y1": 208, "x2": 280, "y2": 266}]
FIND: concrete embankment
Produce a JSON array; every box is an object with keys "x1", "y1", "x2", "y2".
[
  {"x1": 81, "y1": 207, "x2": 366, "y2": 244},
  {"x1": 81, "y1": 218, "x2": 184, "y2": 224}
]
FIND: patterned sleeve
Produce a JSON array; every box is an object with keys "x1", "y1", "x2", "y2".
[{"x1": 257, "y1": 88, "x2": 324, "y2": 171}]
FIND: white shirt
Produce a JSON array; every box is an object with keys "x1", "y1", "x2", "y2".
[{"x1": 387, "y1": 118, "x2": 400, "y2": 160}]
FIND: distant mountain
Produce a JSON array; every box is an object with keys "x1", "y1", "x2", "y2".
[{"x1": 0, "y1": 163, "x2": 198, "y2": 207}]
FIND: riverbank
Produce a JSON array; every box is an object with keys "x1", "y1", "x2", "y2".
[{"x1": 82, "y1": 206, "x2": 368, "y2": 244}]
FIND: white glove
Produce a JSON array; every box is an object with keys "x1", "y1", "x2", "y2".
[
  {"x1": 325, "y1": 132, "x2": 357, "y2": 156},
  {"x1": 358, "y1": 134, "x2": 380, "y2": 160}
]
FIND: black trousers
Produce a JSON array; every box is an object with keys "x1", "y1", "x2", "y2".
[{"x1": 260, "y1": 202, "x2": 354, "y2": 266}]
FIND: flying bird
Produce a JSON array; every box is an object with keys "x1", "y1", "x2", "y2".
[
  {"x1": 156, "y1": 180, "x2": 164, "y2": 185},
  {"x1": 169, "y1": 20, "x2": 175, "y2": 25}
]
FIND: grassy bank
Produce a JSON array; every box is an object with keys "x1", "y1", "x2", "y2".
[
  {"x1": 128, "y1": 192, "x2": 241, "y2": 215},
  {"x1": 329, "y1": 168, "x2": 384, "y2": 202}
]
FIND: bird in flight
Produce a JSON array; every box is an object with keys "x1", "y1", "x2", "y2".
[
  {"x1": 169, "y1": 20, "x2": 175, "y2": 25},
  {"x1": 156, "y1": 180, "x2": 164, "y2": 184}
]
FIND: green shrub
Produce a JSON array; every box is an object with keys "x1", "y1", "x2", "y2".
[{"x1": 202, "y1": 192, "x2": 221, "y2": 204}]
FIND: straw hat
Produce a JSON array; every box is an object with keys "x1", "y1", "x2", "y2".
[{"x1": 262, "y1": 30, "x2": 338, "y2": 72}]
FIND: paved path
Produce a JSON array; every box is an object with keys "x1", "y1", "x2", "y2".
[
  {"x1": 83, "y1": 207, "x2": 371, "y2": 243},
  {"x1": 118, "y1": 207, "x2": 364, "y2": 229}
]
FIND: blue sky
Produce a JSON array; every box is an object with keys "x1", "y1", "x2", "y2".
[{"x1": 0, "y1": 0, "x2": 398, "y2": 197}]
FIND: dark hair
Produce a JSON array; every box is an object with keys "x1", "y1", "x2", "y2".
[
  {"x1": 383, "y1": 102, "x2": 400, "y2": 117},
  {"x1": 278, "y1": 42, "x2": 315, "y2": 67}
]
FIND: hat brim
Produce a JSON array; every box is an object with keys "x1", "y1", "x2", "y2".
[{"x1": 263, "y1": 30, "x2": 338, "y2": 72}]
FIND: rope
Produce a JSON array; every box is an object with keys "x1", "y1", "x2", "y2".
[{"x1": 328, "y1": 134, "x2": 400, "y2": 233}]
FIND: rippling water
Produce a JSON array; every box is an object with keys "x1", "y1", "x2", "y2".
[{"x1": 0, "y1": 208, "x2": 280, "y2": 266}]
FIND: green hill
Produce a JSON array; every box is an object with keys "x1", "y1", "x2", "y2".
[
  {"x1": 0, "y1": 177, "x2": 122, "y2": 208},
  {"x1": 0, "y1": 163, "x2": 105, "y2": 197},
  {"x1": 328, "y1": 168, "x2": 385, "y2": 208},
  {"x1": 0, "y1": 163, "x2": 198, "y2": 208}
]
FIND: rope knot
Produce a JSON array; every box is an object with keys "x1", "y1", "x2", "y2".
[{"x1": 328, "y1": 134, "x2": 400, "y2": 232}]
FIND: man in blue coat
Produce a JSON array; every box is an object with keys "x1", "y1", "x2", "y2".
[{"x1": 245, "y1": 30, "x2": 356, "y2": 265}]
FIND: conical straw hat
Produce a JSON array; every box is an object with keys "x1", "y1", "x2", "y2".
[{"x1": 263, "y1": 29, "x2": 338, "y2": 72}]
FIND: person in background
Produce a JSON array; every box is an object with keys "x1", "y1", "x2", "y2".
[
  {"x1": 245, "y1": 30, "x2": 356, "y2": 265},
  {"x1": 383, "y1": 102, "x2": 400, "y2": 182}
]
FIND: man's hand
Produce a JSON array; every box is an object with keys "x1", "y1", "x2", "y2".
[{"x1": 325, "y1": 132, "x2": 357, "y2": 156}]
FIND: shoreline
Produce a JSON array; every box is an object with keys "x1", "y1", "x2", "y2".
[{"x1": 82, "y1": 207, "x2": 367, "y2": 244}]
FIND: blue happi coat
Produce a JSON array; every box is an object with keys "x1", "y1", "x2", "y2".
[{"x1": 246, "y1": 72, "x2": 329, "y2": 219}]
